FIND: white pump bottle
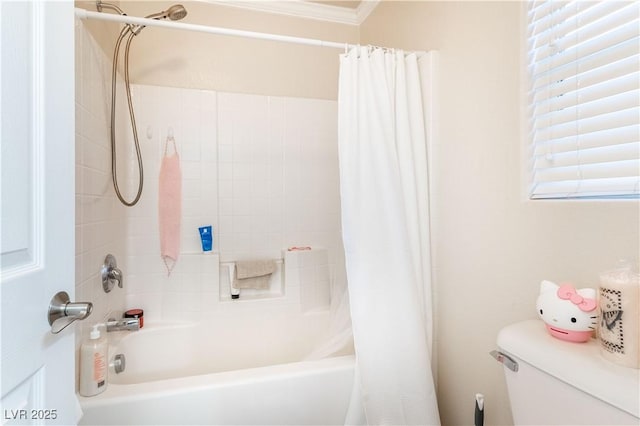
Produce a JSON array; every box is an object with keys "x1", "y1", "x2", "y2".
[{"x1": 79, "y1": 324, "x2": 108, "y2": 397}]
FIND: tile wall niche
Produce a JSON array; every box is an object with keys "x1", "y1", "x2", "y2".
[
  {"x1": 122, "y1": 84, "x2": 344, "y2": 322},
  {"x1": 74, "y1": 19, "x2": 128, "y2": 380}
]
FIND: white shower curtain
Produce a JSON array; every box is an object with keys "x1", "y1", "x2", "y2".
[{"x1": 338, "y1": 47, "x2": 440, "y2": 425}]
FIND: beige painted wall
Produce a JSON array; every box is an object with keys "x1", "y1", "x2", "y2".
[
  {"x1": 76, "y1": 1, "x2": 358, "y2": 99},
  {"x1": 361, "y1": 2, "x2": 640, "y2": 425}
]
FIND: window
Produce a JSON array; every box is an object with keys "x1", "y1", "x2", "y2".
[{"x1": 527, "y1": 1, "x2": 640, "y2": 199}]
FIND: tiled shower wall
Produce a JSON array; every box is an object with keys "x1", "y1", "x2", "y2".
[
  {"x1": 74, "y1": 20, "x2": 127, "y2": 330},
  {"x1": 75, "y1": 17, "x2": 342, "y2": 391},
  {"x1": 122, "y1": 84, "x2": 343, "y2": 321}
]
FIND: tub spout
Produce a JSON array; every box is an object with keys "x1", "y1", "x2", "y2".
[{"x1": 106, "y1": 317, "x2": 140, "y2": 332}]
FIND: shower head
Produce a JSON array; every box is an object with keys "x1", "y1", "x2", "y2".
[
  {"x1": 144, "y1": 4, "x2": 188, "y2": 21},
  {"x1": 166, "y1": 4, "x2": 188, "y2": 21},
  {"x1": 130, "y1": 4, "x2": 188, "y2": 36}
]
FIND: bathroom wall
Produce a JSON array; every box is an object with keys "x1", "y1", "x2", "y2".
[
  {"x1": 75, "y1": 1, "x2": 121, "y2": 57},
  {"x1": 121, "y1": 84, "x2": 341, "y2": 321},
  {"x1": 102, "y1": 1, "x2": 359, "y2": 100},
  {"x1": 360, "y1": 2, "x2": 640, "y2": 425},
  {"x1": 74, "y1": 18, "x2": 128, "y2": 371}
]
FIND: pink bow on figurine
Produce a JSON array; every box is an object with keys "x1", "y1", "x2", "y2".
[{"x1": 557, "y1": 284, "x2": 597, "y2": 312}]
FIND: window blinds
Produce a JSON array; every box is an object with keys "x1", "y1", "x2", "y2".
[{"x1": 528, "y1": 1, "x2": 640, "y2": 198}]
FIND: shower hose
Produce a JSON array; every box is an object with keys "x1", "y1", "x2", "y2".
[{"x1": 109, "y1": 24, "x2": 144, "y2": 207}]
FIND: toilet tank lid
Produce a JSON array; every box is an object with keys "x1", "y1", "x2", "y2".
[{"x1": 497, "y1": 320, "x2": 640, "y2": 419}]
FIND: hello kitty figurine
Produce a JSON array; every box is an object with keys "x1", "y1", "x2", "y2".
[{"x1": 536, "y1": 280, "x2": 598, "y2": 343}]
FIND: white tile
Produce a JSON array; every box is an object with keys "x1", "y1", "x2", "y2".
[
  {"x1": 233, "y1": 179, "x2": 252, "y2": 199},
  {"x1": 233, "y1": 232, "x2": 253, "y2": 254},
  {"x1": 129, "y1": 234, "x2": 160, "y2": 256},
  {"x1": 76, "y1": 80, "x2": 342, "y2": 319},
  {"x1": 203, "y1": 249, "x2": 219, "y2": 267},
  {"x1": 232, "y1": 144, "x2": 253, "y2": 163},
  {"x1": 183, "y1": 197, "x2": 203, "y2": 218},
  {"x1": 217, "y1": 116, "x2": 233, "y2": 146},
  {"x1": 219, "y1": 198, "x2": 233, "y2": 216},
  {"x1": 200, "y1": 90, "x2": 217, "y2": 117},
  {"x1": 126, "y1": 254, "x2": 160, "y2": 276},
  {"x1": 180, "y1": 143, "x2": 201, "y2": 162},
  {"x1": 317, "y1": 264, "x2": 330, "y2": 282},
  {"x1": 198, "y1": 194, "x2": 218, "y2": 219},
  {"x1": 182, "y1": 292, "x2": 203, "y2": 313},
  {"x1": 180, "y1": 254, "x2": 204, "y2": 274},
  {"x1": 201, "y1": 130, "x2": 217, "y2": 162},
  {"x1": 218, "y1": 145, "x2": 233, "y2": 163},
  {"x1": 252, "y1": 198, "x2": 270, "y2": 217},
  {"x1": 218, "y1": 180, "x2": 233, "y2": 199},
  {"x1": 217, "y1": 233, "x2": 233, "y2": 253},
  {"x1": 182, "y1": 180, "x2": 202, "y2": 199},
  {"x1": 218, "y1": 163, "x2": 233, "y2": 181},
  {"x1": 181, "y1": 160, "x2": 201, "y2": 180},
  {"x1": 219, "y1": 215, "x2": 233, "y2": 234},
  {"x1": 252, "y1": 164, "x2": 269, "y2": 183},
  {"x1": 233, "y1": 215, "x2": 253, "y2": 234},
  {"x1": 232, "y1": 198, "x2": 253, "y2": 216},
  {"x1": 252, "y1": 142, "x2": 269, "y2": 164},
  {"x1": 232, "y1": 162, "x2": 254, "y2": 180}
]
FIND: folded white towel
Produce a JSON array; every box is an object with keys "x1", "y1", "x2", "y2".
[{"x1": 233, "y1": 260, "x2": 277, "y2": 289}]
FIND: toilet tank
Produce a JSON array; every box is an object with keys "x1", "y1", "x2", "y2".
[{"x1": 496, "y1": 320, "x2": 640, "y2": 425}]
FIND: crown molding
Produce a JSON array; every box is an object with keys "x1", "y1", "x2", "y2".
[
  {"x1": 355, "y1": 0, "x2": 379, "y2": 24},
  {"x1": 202, "y1": 0, "x2": 379, "y2": 25}
]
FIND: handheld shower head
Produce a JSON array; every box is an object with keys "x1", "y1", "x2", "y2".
[
  {"x1": 166, "y1": 4, "x2": 188, "y2": 21},
  {"x1": 144, "y1": 4, "x2": 188, "y2": 21},
  {"x1": 129, "y1": 4, "x2": 188, "y2": 36}
]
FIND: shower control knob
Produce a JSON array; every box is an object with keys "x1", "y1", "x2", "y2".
[{"x1": 101, "y1": 254, "x2": 123, "y2": 293}]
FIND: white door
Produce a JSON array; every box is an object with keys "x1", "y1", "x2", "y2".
[{"x1": 1, "y1": 1, "x2": 78, "y2": 424}]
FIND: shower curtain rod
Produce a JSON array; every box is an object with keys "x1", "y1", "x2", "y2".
[{"x1": 75, "y1": 8, "x2": 355, "y2": 50}]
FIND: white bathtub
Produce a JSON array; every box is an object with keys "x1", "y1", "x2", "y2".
[{"x1": 78, "y1": 312, "x2": 355, "y2": 425}]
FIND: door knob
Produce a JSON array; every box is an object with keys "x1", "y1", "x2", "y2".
[{"x1": 48, "y1": 291, "x2": 93, "y2": 334}]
